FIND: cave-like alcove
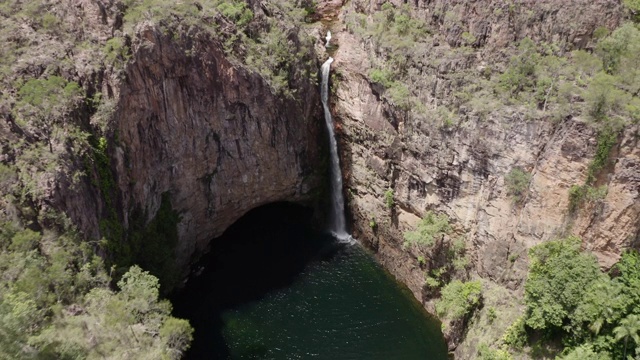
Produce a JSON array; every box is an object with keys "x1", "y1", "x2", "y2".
[{"x1": 171, "y1": 202, "x2": 337, "y2": 359}]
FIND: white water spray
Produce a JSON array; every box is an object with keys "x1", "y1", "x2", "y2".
[
  {"x1": 320, "y1": 57, "x2": 350, "y2": 242},
  {"x1": 325, "y1": 31, "x2": 331, "y2": 47}
]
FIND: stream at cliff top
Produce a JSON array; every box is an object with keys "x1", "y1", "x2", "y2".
[{"x1": 172, "y1": 203, "x2": 448, "y2": 360}]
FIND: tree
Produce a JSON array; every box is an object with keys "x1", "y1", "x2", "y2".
[
  {"x1": 499, "y1": 38, "x2": 539, "y2": 96},
  {"x1": 616, "y1": 250, "x2": 640, "y2": 307},
  {"x1": 0, "y1": 291, "x2": 40, "y2": 359},
  {"x1": 32, "y1": 266, "x2": 193, "y2": 359},
  {"x1": 524, "y1": 237, "x2": 602, "y2": 332},
  {"x1": 435, "y1": 280, "x2": 483, "y2": 320},
  {"x1": 613, "y1": 314, "x2": 640, "y2": 359},
  {"x1": 623, "y1": 0, "x2": 640, "y2": 22},
  {"x1": 161, "y1": 318, "x2": 194, "y2": 360},
  {"x1": 559, "y1": 344, "x2": 612, "y2": 360}
]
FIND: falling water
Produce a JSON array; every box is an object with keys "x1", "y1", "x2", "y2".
[{"x1": 320, "y1": 57, "x2": 349, "y2": 241}]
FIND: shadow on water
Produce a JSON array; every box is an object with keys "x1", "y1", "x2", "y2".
[
  {"x1": 172, "y1": 202, "x2": 448, "y2": 360},
  {"x1": 172, "y1": 202, "x2": 341, "y2": 359}
]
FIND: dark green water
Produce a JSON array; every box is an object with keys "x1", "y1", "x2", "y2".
[{"x1": 173, "y1": 203, "x2": 447, "y2": 360}]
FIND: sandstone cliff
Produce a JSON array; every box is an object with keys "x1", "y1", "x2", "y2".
[
  {"x1": 3, "y1": 0, "x2": 639, "y2": 357},
  {"x1": 110, "y1": 22, "x2": 324, "y2": 275},
  {"x1": 319, "y1": 0, "x2": 640, "y2": 355},
  {"x1": 1, "y1": 1, "x2": 327, "y2": 284}
]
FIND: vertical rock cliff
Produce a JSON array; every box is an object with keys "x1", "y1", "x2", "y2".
[
  {"x1": 3, "y1": 0, "x2": 639, "y2": 356},
  {"x1": 108, "y1": 23, "x2": 324, "y2": 275},
  {"x1": 0, "y1": 1, "x2": 327, "y2": 283},
  {"x1": 321, "y1": 0, "x2": 640, "y2": 355}
]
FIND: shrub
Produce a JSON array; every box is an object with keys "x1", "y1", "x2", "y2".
[
  {"x1": 217, "y1": 1, "x2": 253, "y2": 26},
  {"x1": 477, "y1": 343, "x2": 513, "y2": 360},
  {"x1": 499, "y1": 38, "x2": 539, "y2": 96},
  {"x1": 487, "y1": 307, "x2": 497, "y2": 323},
  {"x1": 369, "y1": 66, "x2": 393, "y2": 83},
  {"x1": 453, "y1": 255, "x2": 471, "y2": 271},
  {"x1": 403, "y1": 211, "x2": 452, "y2": 248},
  {"x1": 502, "y1": 316, "x2": 528, "y2": 350},
  {"x1": 425, "y1": 275, "x2": 441, "y2": 289},
  {"x1": 104, "y1": 37, "x2": 129, "y2": 65},
  {"x1": 584, "y1": 72, "x2": 628, "y2": 121},
  {"x1": 435, "y1": 280, "x2": 483, "y2": 320},
  {"x1": 568, "y1": 184, "x2": 608, "y2": 213},
  {"x1": 587, "y1": 127, "x2": 618, "y2": 183},
  {"x1": 625, "y1": 0, "x2": 640, "y2": 22},
  {"x1": 557, "y1": 344, "x2": 612, "y2": 360},
  {"x1": 384, "y1": 189, "x2": 394, "y2": 208},
  {"x1": 461, "y1": 31, "x2": 476, "y2": 46},
  {"x1": 504, "y1": 168, "x2": 531, "y2": 204},
  {"x1": 387, "y1": 82, "x2": 414, "y2": 110}
]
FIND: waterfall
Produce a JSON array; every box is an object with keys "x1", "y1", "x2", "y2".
[{"x1": 320, "y1": 57, "x2": 350, "y2": 241}]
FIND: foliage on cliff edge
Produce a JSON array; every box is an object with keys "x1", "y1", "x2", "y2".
[{"x1": 497, "y1": 239, "x2": 640, "y2": 359}]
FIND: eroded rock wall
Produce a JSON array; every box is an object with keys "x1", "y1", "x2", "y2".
[
  {"x1": 325, "y1": 0, "x2": 640, "y2": 342},
  {"x1": 108, "y1": 24, "x2": 324, "y2": 274},
  {"x1": 352, "y1": 0, "x2": 622, "y2": 51}
]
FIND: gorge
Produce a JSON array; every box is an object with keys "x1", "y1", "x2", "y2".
[{"x1": 1, "y1": 0, "x2": 640, "y2": 359}]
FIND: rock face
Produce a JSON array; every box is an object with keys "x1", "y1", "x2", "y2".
[
  {"x1": 322, "y1": 0, "x2": 640, "y2": 353},
  {"x1": 0, "y1": 1, "x2": 326, "y2": 287},
  {"x1": 351, "y1": 0, "x2": 622, "y2": 51},
  {"x1": 7, "y1": 2, "x2": 636, "y2": 355},
  {"x1": 107, "y1": 24, "x2": 325, "y2": 274}
]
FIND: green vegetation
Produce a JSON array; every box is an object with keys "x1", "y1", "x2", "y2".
[
  {"x1": 524, "y1": 237, "x2": 602, "y2": 331},
  {"x1": 384, "y1": 189, "x2": 394, "y2": 208},
  {"x1": 125, "y1": 193, "x2": 182, "y2": 291},
  {"x1": 557, "y1": 345, "x2": 611, "y2": 360},
  {"x1": 477, "y1": 343, "x2": 514, "y2": 360},
  {"x1": 504, "y1": 168, "x2": 531, "y2": 205},
  {"x1": 501, "y1": 238, "x2": 640, "y2": 359},
  {"x1": 217, "y1": 1, "x2": 254, "y2": 26},
  {"x1": 92, "y1": 136, "x2": 181, "y2": 290},
  {"x1": 369, "y1": 217, "x2": 377, "y2": 230},
  {"x1": 567, "y1": 126, "x2": 615, "y2": 213},
  {"x1": 625, "y1": 0, "x2": 640, "y2": 22},
  {"x1": 347, "y1": 3, "x2": 429, "y2": 110},
  {"x1": 103, "y1": 36, "x2": 130, "y2": 69},
  {"x1": 0, "y1": 222, "x2": 193, "y2": 359},
  {"x1": 13, "y1": 76, "x2": 84, "y2": 152},
  {"x1": 568, "y1": 184, "x2": 608, "y2": 213},
  {"x1": 499, "y1": 38, "x2": 539, "y2": 97},
  {"x1": 502, "y1": 316, "x2": 528, "y2": 350},
  {"x1": 403, "y1": 211, "x2": 452, "y2": 248},
  {"x1": 614, "y1": 314, "x2": 640, "y2": 359},
  {"x1": 346, "y1": 3, "x2": 640, "y2": 359},
  {"x1": 487, "y1": 307, "x2": 497, "y2": 323},
  {"x1": 403, "y1": 212, "x2": 471, "y2": 297},
  {"x1": 119, "y1": 0, "x2": 317, "y2": 96},
  {"x1": 435, "y1": 280, "x2": 483, "y2": 320},
  {"x1": 587, "y1": 127, "x2": 619, "y2": 184},
  {"x1": 346, "y1": 0, "x2": 640, "y2": 137}
]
